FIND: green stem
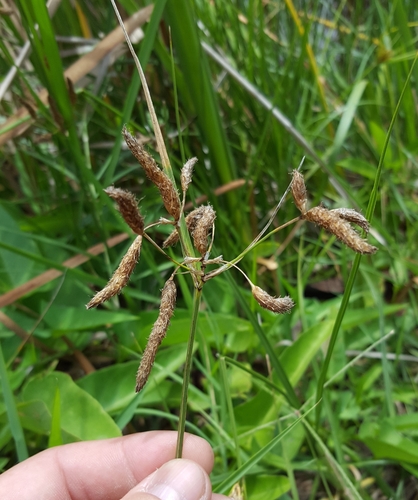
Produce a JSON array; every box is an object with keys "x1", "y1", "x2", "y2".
[{"x1": 176, "y1": 286, "x2": 202, "y2": 458}]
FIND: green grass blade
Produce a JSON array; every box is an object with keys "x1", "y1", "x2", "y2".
[
  {"x1": 0, "y1": 342, "x2": 28, "y2": 461},
  {"x1": 215, "y1": 404, "x2": 316, "y2": 494},
  {"x1": 329, "y1": 79, "x2": 368, "y2": 162}
]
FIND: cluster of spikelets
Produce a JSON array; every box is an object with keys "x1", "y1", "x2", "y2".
[
  {"x1": 86, "y1": 127, "x2": 220, "y2": 391},
  {"x1": 291, "y1": 170, "x2": 377, "y2": 255},
  {"x1": 86, "y1": 128, "x2": 377, "y2": 392}
]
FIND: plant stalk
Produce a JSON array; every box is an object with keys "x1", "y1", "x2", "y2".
[{"x1": 176, "y1": 286, "x2": 202, "y2": 457}]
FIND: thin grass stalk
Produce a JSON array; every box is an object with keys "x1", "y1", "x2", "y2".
[
  {"x1": 176, "y1": 287, "x2": 202, "y2": 458},
  {"x1": 314, "y1": 54, "x2": 417, "y2": 426},
  {"x1": 0, "y1": 341, "x2": 28, "y2": 461}
]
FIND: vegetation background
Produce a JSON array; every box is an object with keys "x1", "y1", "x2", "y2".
[{"x1": 0, "y1": 0, "x2": 417, "y2": 498}]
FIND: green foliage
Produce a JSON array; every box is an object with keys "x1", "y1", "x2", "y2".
[{"x1": 1, "y1": 0, "x2": 417, "y2": 497}]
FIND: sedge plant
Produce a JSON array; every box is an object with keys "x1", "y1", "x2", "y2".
[{"x1": 86, "y1": 1, "x2": 377, "y2": 460}]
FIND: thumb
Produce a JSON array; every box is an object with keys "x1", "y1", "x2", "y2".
[{"x1": 121, "y1": 459, "x2": 212, "y2": 500}]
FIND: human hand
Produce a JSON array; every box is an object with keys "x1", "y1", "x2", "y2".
[{"x1": 0, "y1": 431, "x2": 229, "y2": 500}]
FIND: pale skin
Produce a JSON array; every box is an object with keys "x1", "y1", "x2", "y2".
[{"x1": 0, "y1": 431, "x2": 229, "y2": 500}]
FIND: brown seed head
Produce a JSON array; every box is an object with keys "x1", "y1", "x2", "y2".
[
  {"x1": 122, "y1": 127, "x2": 181, "y2": 220},
  {"x1": 193, "y1": 205, "x2": 216, "y2": 255},
  {"x1": 181, "y1": 157, "x2": 198, "y2": 193},
  {"x1": 86, "y1": 235, "x2": 142, "y2": 309},
  {"x1": 330, "y1": 208, "x2": 371, "y2": 233},
  {"x1": 303, "y1": 206, "x2": 377, "y2": 254},
  {"x1": 135, "y1": 279, "x2": 177, "y2": 392},
  {"x1": 291, "y1": 170, "x2": 308, "y2": 214},
  {"x1": 104, "y1": 187, "x2": 144, "y2": 235},
  {"x1": 251, "y1": 285, "x2": 294, "y2": 314},
  {"x1": 162, "y1": 205, "x2": 207, "y2": 248}
]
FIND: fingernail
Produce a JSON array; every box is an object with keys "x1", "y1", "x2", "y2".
[{"x1": 138, "y1": 459, "x2": 210, "y2": 500}]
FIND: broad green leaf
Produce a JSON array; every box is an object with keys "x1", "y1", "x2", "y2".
[
  {"x1": 227, "y1": 364, "x2": 253, "y2": 397},
  {"x1": 18, "y1": 400, "x2": 52, "y2": 434},
  {"x1": 387, "y1": 413, "x2": 418, "y2": 432},
  {"x1": 0, "y1": 204, "x2": 40, "y2": 289},
  {"x1": 246, "y1": 474, "x2": 290, "y2": 500},
  {"x1": 77, "y1": 345, "x2": 191, "y2": 414},
  {"x1": 136, "y1": 310, "x2": 254, "y2": 353},
  {"x1": 359, "y1": 421, "x2": 418, "y2": 464},
  {"x1": 42, "y1": 304, "x2": 137, "y2": 333},
  {"x1": 279, "y1": 320, "x2": 335, "y2": 386},
  {"x1": 235, "y1": 389, "x2": 278, "y2": 432},
  {"x1": 48, "y1": 387, "x2": 63, "y2": 447},
  {"x1": 21, "y1": 371, "x2": 121, "y2": 442},
  {"x1": 331, "y1": 80, "x2": 368, "y2": 159}
]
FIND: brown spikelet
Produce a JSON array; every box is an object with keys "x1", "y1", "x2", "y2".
[
  {"x1": 181, "y1": 157, "x2": 198, "y2": 193},
  {"x1": 330, "y1": 208, "x2": 371, "y2": 233},
  {"x1": 251, "y1": 285, "x2": 294, "y2": 314},
  {"x1": 193, "y1": 205, "x2": 216, "y2": 255},
  {"x1": 122, "y1": 127, "x2": 181, "y2": 220},
  {"x1": 162, "y1": 206, "x2": 207, "y2": 248},
  {"x1": 86, "y1": 236, "x2": 142, "y2": 309},
  {"x1": 135, "y1": 279, "x2": 177, "y2": 392},
  {"x1": 104, "y1": 187, "x2": 144, "y2": 235},
  {"x1": 291, "y1": 170, "x2": 308, "y2": 213},
  {"x1": 303, "y1": 206, "x2": 377, "y2": 254}
]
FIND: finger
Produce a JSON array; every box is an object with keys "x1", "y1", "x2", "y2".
[
  {"x1": 0, "y1": 431, "x2": 214, "y2": 500},
  {"x1": 121, "y1": 459, "x2": 211, "y2": 500}
]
